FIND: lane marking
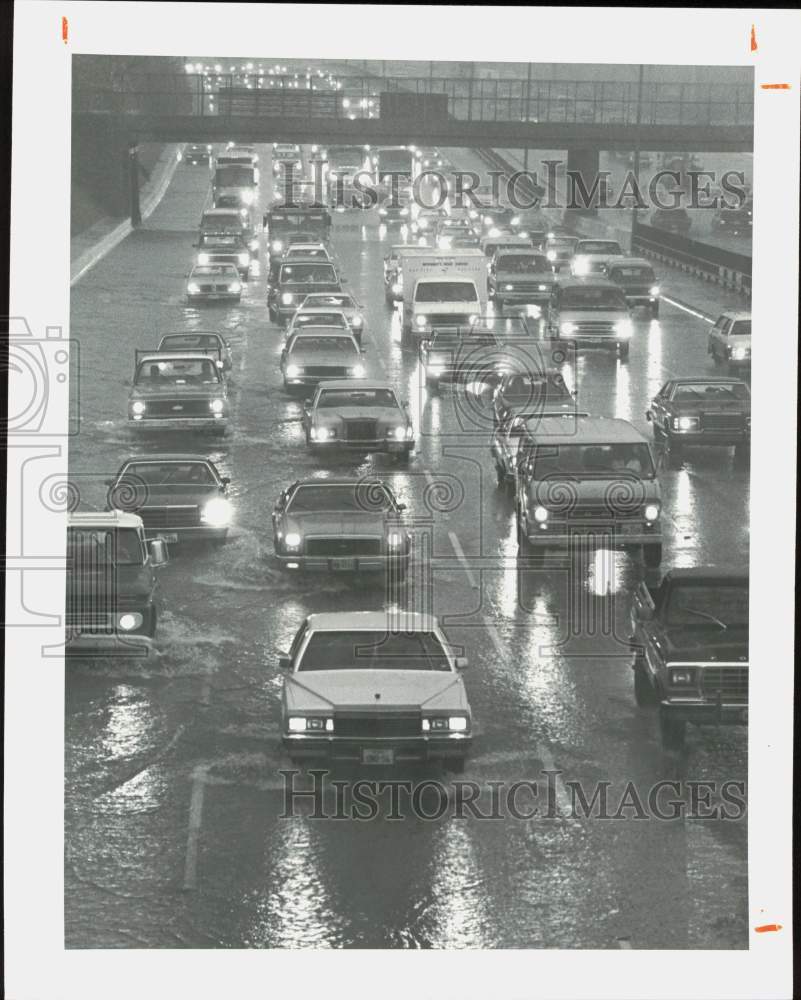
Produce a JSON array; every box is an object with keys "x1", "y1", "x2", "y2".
[
  {"x1": 448, "y1": 531, "x2": 478, "y2": 588},
  {"x1": 660, "y1": 295, "x2": 715, "y2": 324},
  {"x1": 182, "y1": 765, "x2": 209, "y2": 891},
  {"x1": 536, "y1": 744, "x2": 578, "y2": 822},
  {"x1": 483, "y1": 618, "x2": 507, "y2": 658}
]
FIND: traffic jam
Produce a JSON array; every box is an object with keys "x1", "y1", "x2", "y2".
[{"x1": 66, "y1": 93, "x2": 751, "y2": 948}]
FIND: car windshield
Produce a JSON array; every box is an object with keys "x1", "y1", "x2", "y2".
[
  {"x1": 497, "y1": 254, "x2": 549, "y2": 274},
  {"x1": 287, "y1": 248, "x2": 328, "y2": 259},
  {"x1": 579, "y1": 241, "x2": 622, "y2": 255},
  {"x1": 281, "y1": 264, "x2": 337, "y2": 283},
  {"x1": 192, "y1": 265, "x2": 238, "y2": 278},
  {"x1": 532, "y1": 442, "x2": 655, "y2": 478},
  {"x1": 215, "y1": 165, "x2": 255, "y2": 187},
  {"x1": 415, "y1": 281, "x2": 478, "y2": 303},
  {"x1": 672, "y1": 382, "x2": 750, "y2": 401},
  {"x1": 293, "y1": 313, "x2": 347, "y2": 328},
  {"x1": 160, "y1": 335, "x2": 221, "y2": 352},
  {"x1": 560, "y1": 287, "x2": 628, "y2": 310},
  {"x1": 304, "y1": 295, "x2": 354, "y2": 309},
  {"x1": 297, "y1": 630, "x2": 451, "y2": 671},
  {"x1": 134, "y1": 358, "x2": 222, "y2": 386},
  {"x1": 665, "y1": 583, "x2": 749, "y2": 628},
  {"x1": 199, "y1": 235, "x2": 242, "y2": 248},
  {"x1": 317, "y1": 388, "x2": 398, "y2": 409},
  {"x1": 549, "y1": 240, "x2": 578, "y2": 252},
  {"x1": 119, "y1": 462, "x2": 216, "y2": 485},
  {"x1": 609, "y1": 267, "x2": 655, "y2": 281},
  {"x1": 289, "y1": 337, "x2": 358, "y2": 355},
  {"x1": 503, "y1": 373, "x2": 571, "y2": 400},
  {"x1": 67, "y1": 527, "x2": 143, "y2": 566},
  {"x1": 287, "y1": 484, "x2": 394, "y2": 513},
  {"x1": 730, "y1": 320, "x2": 751, "y2": 337},
  {"x1": 202, "y1": 214, "x2": 242, "y2": 229}
]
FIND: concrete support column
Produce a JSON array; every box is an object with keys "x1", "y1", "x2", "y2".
[
  {"x1": 566, "y1": 146, "x2": 601, "y2": 216},
  {"x1": 128, "y1": 143, "x2": 142, "y2": 227}
]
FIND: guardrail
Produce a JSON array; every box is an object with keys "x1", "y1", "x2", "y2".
[{"x1": 632, "y1": 220, "x2": 751, "y2": 299}]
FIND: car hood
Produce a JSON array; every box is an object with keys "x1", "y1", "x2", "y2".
[
  {"x1": 530, "y1": 477, "x2": 660, "y2": 503},
  {"x1": 496, "y1": 271, "x2": 555, "y2": 284},
  {"x1": 670, "y1": 398, "x2": 750, "y2": 414},
  {"x1": 287, "y1": 350, "x2": 360, "y2": 366},
  {"x1": 314, "y1": 406, "x2": 404, "y2": 424},
  {"x1": 129, "y1": 485, "x2": 221, "y2": 506},
  {"x1": 284, "y1": 669, "x2": 468, "y2": 711},
  {"x1": 559, "y1": 308, "x2": 629, "y2": 323},
  {"x1": 284, "y1": 512, "x2": 394, "y2": 535},
  {"x1": 130, "y1": 383, "x2": 225, "y2": 401},
  {"x1": 661, "y1": 626, "x2": 749, "y2": 664}
]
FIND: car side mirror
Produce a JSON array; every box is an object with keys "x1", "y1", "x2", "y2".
[
  {"x1": 454, "y1": 657, "x2": 468, "y2": 670},
  {"x1": 396, "y1": 502, "x2": 407, "y2": 511},
  {"x1": 149, "y1": 538, "x2": 169, "y2": 567},
  {"x1": 278, "y1": 655, "x2": 292, "y2": 670},
  {"x1": 221, "y1": 476, "x2": 230, "y2": 486},
  {"x1": 645, "y1": 410, "x2": 652, "y2": 421}
]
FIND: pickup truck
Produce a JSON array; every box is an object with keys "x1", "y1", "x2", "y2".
[
  {"x1": 629, "y1": 567, "x2": 749, "y2": 749},
  {"x1": 65, "y1": 511, "x2": 168, "y2": 658}
]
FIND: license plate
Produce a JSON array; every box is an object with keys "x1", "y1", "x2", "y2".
[
  {"x1": 362, "y1": 748, "x2": 394, "y2": 765},
  {"x1": 331, "y1": 558, "x2": 356, "y2": 571}
]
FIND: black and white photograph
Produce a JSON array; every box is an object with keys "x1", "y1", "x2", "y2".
[{"x1": 5, "y1": 4, "x2": 799, "y2": 999}]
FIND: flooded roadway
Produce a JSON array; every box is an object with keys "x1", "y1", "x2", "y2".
[{"x1": 65, "y1": 144, "x2": 748, "y2": 949}]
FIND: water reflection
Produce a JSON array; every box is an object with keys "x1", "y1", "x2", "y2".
[{"x1": 424, "y1": 823, "x2": 490, "y2": 948}]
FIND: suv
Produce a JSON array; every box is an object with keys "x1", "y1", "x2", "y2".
[
  {"x1": 268, "y1": 260, "x2": 341, "y2": 324},
  {"x1": 605, "y1": 258, "x2": 661, "y2": 317},
  {"x1": 630, "y1": 568, "x2": 748, "y2": 749},
  {"x1": 127, "y1": 351, "x2": 229, "y2": 436},
  {"x1": 708, "y1": 312, "x2": 751, "y2": 371},
  {"x1": 515, "y1": 415, "x2": 663, "y2": 566},
  {"x1": 65, "y1": 511, "x2": 168, "y2": 657},
  {"x1": 546, "y1": 278, "x2": 633, "y2": 360},
  {"x1": 488, "y1": 248, "x2": 556, "y2": 311}
]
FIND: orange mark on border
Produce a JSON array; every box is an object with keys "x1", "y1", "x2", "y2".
[
  {"x1": 750, "y1": 25, "x2": 757, "y2": 51},
  {"x1": 761, "y1": 83, "x2": 791, "y2": 90},
  {"x1": 62, "y1": 16, "x2": 68, "y2": 43},
  {"x1": 754, "y1": 923, "x2": 782, "y2": 933}
]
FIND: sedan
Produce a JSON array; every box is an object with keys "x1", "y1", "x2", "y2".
[
  {"x1": 646, "y1": 377, "x2": 750, "y2": 463},
  {"x1": 272, "y1": 478, "x2": 410, "y2": 575},
  {"x1": 302, "y1": 381, "x2": 414, "y2": 463},
  {"x1": 297, "y1": 292, "x2": 366, "y2": 341},
  {"x1": 281, "y1": 331, "x2": 366, "y2": 391},
  {"x1": 279, "y1": 611, "x2": 472, "y2": 770},
  {"x1": 186, "y1": 264, "x2": 242, "y2": 304}
]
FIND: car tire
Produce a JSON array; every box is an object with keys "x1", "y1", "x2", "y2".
[
  {"x1": 643, "y1": 543, "x2": 662, "y2": 568},
  {"x1": 618, "y1": 342, "x2": 630, "y2": 362},
  {"x1": 633, "y1": 659, "x2": 658, "y2": 706},
  {"x1": 659, "y1": 708, "x2": 686, "y2": 751}
]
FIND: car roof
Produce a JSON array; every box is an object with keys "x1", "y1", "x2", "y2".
[
  {"x1": 576, "y1": 239, "x2": 623, "y2": 247},
  {"x1": 160, "y1": 331, "x2": 223, "y2": 340},
  {"x1": 306, "y1": 611, "x2": 441, "y2": 631},
  {"x1": 202, "y1": 207, "x2": 243, "y2": 215},
  {"x1": 119, "y1": 454, "x2": 217, "y2": 466},
  {"x1": 495, "y1": 247, "x2": 547, "y2": 256},
  {"x1": 136, "y1": 352, "x2": 221, "y2": 363},
  {"x1": 667, "y1": 376, "x2": 747, "y2": 385},
  {"x1": 316, "y1": 379, "x2": 396, "y2": 391},
  {"x1": 525, "y1": 415, "x2": 647, "y2": 443},
  {"x1": 293, "y1": 477, "x2": 389, "y2": 488},
  {"x1": 555, "y1": 276, "x2": 618, "y2": 290},
  {"x1": 68, "y1": 510, "x2": 143, "y2": 529},
  {"x1": 290, "y1": 328, "x2": 356, "y2": 339}
]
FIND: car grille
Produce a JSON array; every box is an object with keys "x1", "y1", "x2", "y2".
[
  {"x1": 198, "y1": 283, "x2": 235, "y2": 293},
  {"x1": 573, "y1": 321, "x2": 617, "y2": 337},
  {"x1": 303, "y1": 366, "x2": 349, "y2": 378},
  {"x1": 700, "y1": 413, "x2": 746, "y2": 431},
  {"x1": 65, "y1": 611, "x2": 114, "y2": 633},
  {"x1": 143, "y1": 400, "x2": 213, "y2": 418},
  {"x1": 504, "y1": 282, "x2": 549, "y2": 294},
  {"x1": 306, "y1": 538, "x2": 382, "y2": 557},
  {"x1": 700, "y1": 666, "x2": 748, "y2": 700},
  {"x1": 344, "y1": 419, "x2": 378, "y2": 441},
  {"x1": 623, "y1": 285, "x2": 652, "y2": 296},
  {"x1": 545, "y1": 505, "x2": 646, "y2": 521},
  {"x1": 138, "y1": 505, "x2": 201, "y2": 528},
  {"x1": 426, "y1": 314, "x2": 473, "y2": 328},
  {"x1": 333, "y1": 711, "x2": 422, "y2": 738},
  {"x1": 205, "y1": 254, "x2": 240, "y2": 266}
]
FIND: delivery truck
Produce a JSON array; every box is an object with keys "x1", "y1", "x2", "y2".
[{"x1": 399, "y1": 248, "x2": 487, "y2": 341}]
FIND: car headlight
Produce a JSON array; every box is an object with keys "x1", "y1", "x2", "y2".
[
  {"x1": 649, "y1": 285, "x2": 660, "y2": 296},
  {"x1": 488, "y1": 227, "x2": 501, "y2": 237},
  {"x1": 229, "y1": 282, "x2": 242, "y2": 293},
  {"x1": 668, "y1": 668, "x2": 696, "y2": 686},
  {"x1": 378, "y1": 207, "x2": 387, "y2": 216},
  {"x1": 391, "y1": 282, "x2": 402, "y2": 294},
  {"x1": 131, "y1": 401, "x2": 146, "y2": 415},
  {"x1": 310, "y1": 426, "x2": 335, "y2": 441},
  {"x1": 615, "y1": 320, "x2": 634, "y2": 338},
  {"x1": 644, "y1": 503, "x2": 660, "y2": 522},
  {"x1": 284, "y1": 532, "x2": 302, "y2": 548},
  {"x1": 731, "y1": 347, "x2": 747, "y2": 360},
  {"x1": 387, "y1": 531, "x2": 404, "y2": 547},
  {"x1": 483, "y1": 216, "x2": 493, "y2": 226},
  {"x1": 427, "y1": 364, "x2": 444, "y2": 377},
  {"x1": 560, "y1": 322, "x2": 577, "y2": 335},
  {"x1": 511, "y1": 216, "x2": 520, "y2": 226},
  {"x1": 538, "y1": 284, "x2": 548, "y2": 291},
  {"x1": 238, "y1": 252, "x2": 250, "y2": 266},
  {"x1": 249, "y1": 238, "x2": 259, "y2": 251},
  {"x1": 504, "y1": 284, "x2": 514, "y2": 291},
  {"x1": 546, "y1": 249, "x2": 557, "y2": 261},
  {"x1": 519, "y1": 231, "x2": 529, "y2": 239},
  {"x1": 674, "y1": 416, "x2": 699, "y2": 431},
  {"x1": 117, "y1": 612, "x2": 143, "y2": 631},
  {"x1": 422, "y1": 716, "x2": 468, "y2": 732},
  {"x1": 400, "y1": 207, "x2": 409, "y2": 216},
  {"x1": 351, "y1": 315, "x2": 363, "y2": 327},
  {"x1": 281, "y1": 293, "x2": 294, "y2": 305},
  {"x1": 187, "y1": 282, "x2": 200, "y2": 294},
  {"x1": 328, "y1": 171, "x2": 337, "y2": 181},
  {"x1": 201, "y1": 497, "x2": 233, "y2": 527},
  {"x1": 210, "y1": 398, "x2": 225, "y2": 413},
  {"x1": 239, "y1": 208, "x2": 248, "y2": 218},
  {"x1": 415, "y1": 315, "x2": 428, "y2": 328},
  {"x1": 240, "y1": 191, "x2": 254, "y2": 205},
  {"x1": 389, "y1": 425, "x2": 406, "y2": 440},
  {"x1": 468, "y1": 314, "x2": 479, "y2": 325},
  {"x1": 271, "y1": 240, "x2": 283, "y2": 253},
  {"x1": 533, "y1": 506, "x2": 549, "y2": 523},
  {"x1": 285, "y1": 364, "x2": 303, "y2": 378},
  {"x1": 573, "y1": 258, "x2": 589, "y2": 275},
  {"x1": 287, "y1": 716, "x2": 306, "y2": 732},
  {"x1": 349, "y1": 364, "x2": 366, "y2": 378},
  {"x1": 197, "y1": 253, "x2": 210, "y2": 265},
  {"x1": 448, "y1": 716, "x2": 469, "y2": 731}
]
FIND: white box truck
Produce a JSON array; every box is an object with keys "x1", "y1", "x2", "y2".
[{"x1": 400, "y1": 248, "x2": 487, "y2": 341}]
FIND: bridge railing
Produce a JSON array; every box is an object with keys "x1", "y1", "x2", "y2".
[{"x1": 73, "y1": 73, "x2": 753, "y2": 127}]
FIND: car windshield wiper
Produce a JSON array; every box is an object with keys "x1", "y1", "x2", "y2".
[{"x1": 678, "y1": 607, "x2": 729, "y2": 630}]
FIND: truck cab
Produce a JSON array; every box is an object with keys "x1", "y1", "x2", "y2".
[{"x1": 65, "y1": 511, "x2": 168, "y2": 658}]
